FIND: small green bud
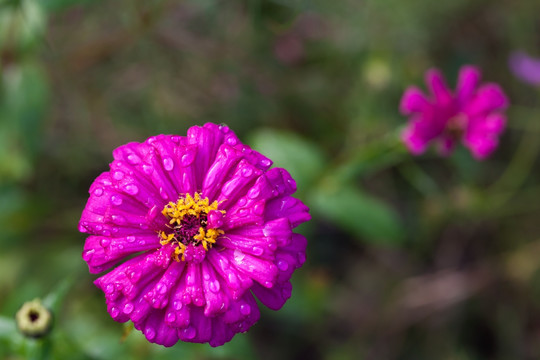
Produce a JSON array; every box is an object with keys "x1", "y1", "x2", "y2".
[{"x1": 15, "y1": 298, "x2": 52, "y2": 338}]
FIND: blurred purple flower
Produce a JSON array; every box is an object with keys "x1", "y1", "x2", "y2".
[
  {"x1": 509, "y1": 51, "x2": 540, "y2": 86},
  {"x1": 400, "y1": 65, "x2": 509, "y2": 160},
  {"x1": 79, "y1": 123, "x2": 310, "y2": 347}
]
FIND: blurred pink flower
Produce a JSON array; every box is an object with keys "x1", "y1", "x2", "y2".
[
  {"x1": 509, "y1": 51, "x2": 540, "y2": 86},
  {"x1": 400, "y1": 65, "x2": 509, "y2": 160},
  {"x1": 79, "y1": 123, "x2": 310, "y2": 347}
]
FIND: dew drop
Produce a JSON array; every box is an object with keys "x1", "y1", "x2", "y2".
[
  {"x1": 234, "y1": 249, "x2": 245, "y2": 263},
  {"x1": 93, "y1": 188, "x2": 104, "y2": 196},
  {"x1": 100, "y1": 238, "x2": 110, "y2": 247},
  {"x1": 253, "y1": 203, "x2": 264, "y2": 215},
  {"x1": 157, "y1": 283, "x2": 168, "y2": 295},
  {"x1": 111, "y1": 195, "x2": 123, "y2": 206},
  {"x1": 118, "y1": 244, "x2": 124, "y2": 250},
  {"x1": 226, "y1": 135, "x2": 238, "y2": 146},
  {"x1": 251, "y1": 246, "x2": 264, "y2": 256},
  {"x1": 113, "y1": 171, "x2": 124, "y2": 180},
  {"x1": 142, "y1": 164, "x2": 153, "y2": 175},
  {"x1": 95, "y1": 225, "x2": 103, "y2": 232},
  {"x1": 203, "y1": 272, "x2": 210, "y2": 281},
  {"x1": 259, "y1": 158, "x2": 272, "y2": 168},
  {"x1": 145, "y1": 327, "x2": 156, "y2": 341},
  {"x1": 277, "y1": 259, "x2": 289, "y2": 271},
  {"x1": 241, "y1": 167, "x2": 253, "y2": 177},
  {"x1": 82, "y1": 249, "x2": 95, "y2": 261},
  {"x1": 163, "y1": 157, "x2": 174, "y2": 171},
  {"x1": 105, "y1": 284, "x2": 115, "y2": 294},
  {"x1": 111, "y1": 214, "x2": 126, "y2": 225},
  {"x1": 240, "y1": 304, "x2": 251, "y2": 316},
  {"x1": 123, "y1": 303, "x2": 134, "y2": 314},
  {"x1": 110, "y1": 307, "x2": 120, "y2": 318},
  {"x1": 209, "y1": 280, "x2": 220, "y2": 293},
  {"x1": 247, "y1": 187, "x2": 260, "y2": 199},
  {"x1": 173, "y1": 300, "x2": 183, "y2": 311},
  {"x1": 264, "y1": 281, "x2": 273, "y2": 288},
  {"x1": 180, "y1": 152, "x2": 195, "y2": 167},
  {"x1": 237, "y1": 198, "x2": 247, "y2": 207},
  {"x1": 126, "y1": 154, "x2": 141, "y2": 165},
  {"x1": 126, "y1": 236, "x2": 136, "y2": 243},
  {"x1": 166, "y1": 312, "x2": 176, "y2": 323},
  {"x1": 138, "y1": 240, "x2": 146, "y2": 246},
  {"x1": 159, "y1": 187, "x2": 169, "y2": 200},
  {"x1": 237, "y1": 208, "x2": 248, "y2": 217},
  {"x1": 182, "y1": 326, "x2": 196, "y2": 339},
  {"x1": 124, "y1": 184, "x2": 139, "y2": 195}
]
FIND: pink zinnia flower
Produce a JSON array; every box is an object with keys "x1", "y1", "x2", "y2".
[
  {"x1": 79, "y1": 123, "x2": 310, "y2": 347},
  {"x1": 400, "y1": 65, "x2": 509, "y2": 160}
]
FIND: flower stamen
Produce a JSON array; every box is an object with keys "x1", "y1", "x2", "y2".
[{"x1": 159, "y1": 193, "x2": 224, "y2": 262}]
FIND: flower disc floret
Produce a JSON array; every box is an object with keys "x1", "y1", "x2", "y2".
[{"x1": 159, "y1": 193, "x2": 225, "y2": 261}]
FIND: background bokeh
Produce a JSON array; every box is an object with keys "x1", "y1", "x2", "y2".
[{"x1": 1, "y1": 0, "x2": 540, "y2": 359}]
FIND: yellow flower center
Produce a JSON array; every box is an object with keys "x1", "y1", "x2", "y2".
[{"x1": 158, "y1": 193, "x2": 225, "y2": 262}]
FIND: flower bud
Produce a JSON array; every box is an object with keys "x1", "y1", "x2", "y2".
[{"x1": 15, "y1": 298, "x2": 52, "y2": 338}]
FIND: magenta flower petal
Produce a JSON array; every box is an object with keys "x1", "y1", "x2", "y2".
[
  {"x1": 509, "y1": 51, "x2": 540, "y2": 86},
  {"x1": 400, "y1": 65, "x2": 509, "y2": 159},
  {"x1": 80, "y1": 123, "x2": 310, "y2": 347}
]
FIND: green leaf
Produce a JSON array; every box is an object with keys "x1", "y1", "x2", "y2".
[
  {"x1": 248, "y1": 129, "x2": 326, "y2": 191},
  {"x1": 311, "y1": 184, "x2": 404, "y2": 245}
]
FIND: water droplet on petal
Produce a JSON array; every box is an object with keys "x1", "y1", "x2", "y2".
[
  {"x1": 252, "y1": 246, "x2": 264, "y2": 256},
  {"x1": 124, "y1": 184, "x2": 139, "y2": 195},
  {"x1": 173, "y1": 300, "x2": 183, "y2": 311},
  {"x1": 111, "y1": 195, "x2": 123, "y2": 206},
  {"x1": 105, "y1": 284, "x2": 115, "y2": 294},
  {"x1": 111, "y1": 214, "x2": 126, "y2": 225},
  {"x1": 163, "y1": 157, "x2": 174, "y2": 171},
  {"x1": 237, "y1": 197, "x2": 247, "y2": 207},
  {"x1": 145, "y1": 327, "x2": 156, "y2": 340},
  {"x1": 182, "y1": 326, "x2": 196, "y2": 339},
  {"x1": 123, "y1": 303, "x2": 134, "y2": 314},
  {"x1": 138, "y1": 239, "x2": 146, "y2": 246},
  {"x1": 159, "y1": 187, "x2": 168, "y2": 200},
  {"x1": 127, "y1": 154, "x2": 141, "y2": 165},
  {"x1": 142, "y1": 164, "x2": 153, "y2": 175},
  {"x1": 209, "y1": 280, "x2": 220, "y2": 293},
  {"x1": 240, "y1": 304, "x2": 251, "y2": 316},
  {"x1": 157, "y1": 283, "x2": 168, "y2": 295},
  {"x1": 166, "y1": 312, "x2": 176, "y2": 323},
  {"x1": 241, "y1": 167, "x2": 253, "y2": 177},
  {"x1": 247, "y1": 187, "x2": 260, "y2": 199},
  {"x1": 234, "y1": 249, "x2": 245, "y2": 263},
  {"x1": 181, "y1": 152, "x2": 195, "y2": 167},
  {"x1": 93, "y1": 188, "x2": 104, "y2": 196},
  {"x1": 126, "y1": 236, "x2": 136, "y2": 243},
  {"x1": 82, "y1": 249, "x2": 95, "y2": 261},
  {"x1": 100, "y1": 238, "x2": 110, "y2": 247},
  {"x1": 277, "y1": 259, "x2": 289, "y2": 271},
  {"x1": 110, "y1": 307, "x2": 120, "y2": 318},
  {"x1": 113, "y1": 171, "x2": 124, "y2": 180},
  {"x1": 237, "y1": 208, "x2": 248, "y2": 217},
  {"x1": 259, "y1": 158, "x2": 272, "y2": 168}
]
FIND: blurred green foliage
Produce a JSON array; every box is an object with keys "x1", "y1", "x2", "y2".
[{"x1": 1, "y1": 0, "x2": 540, "y2": 359}]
